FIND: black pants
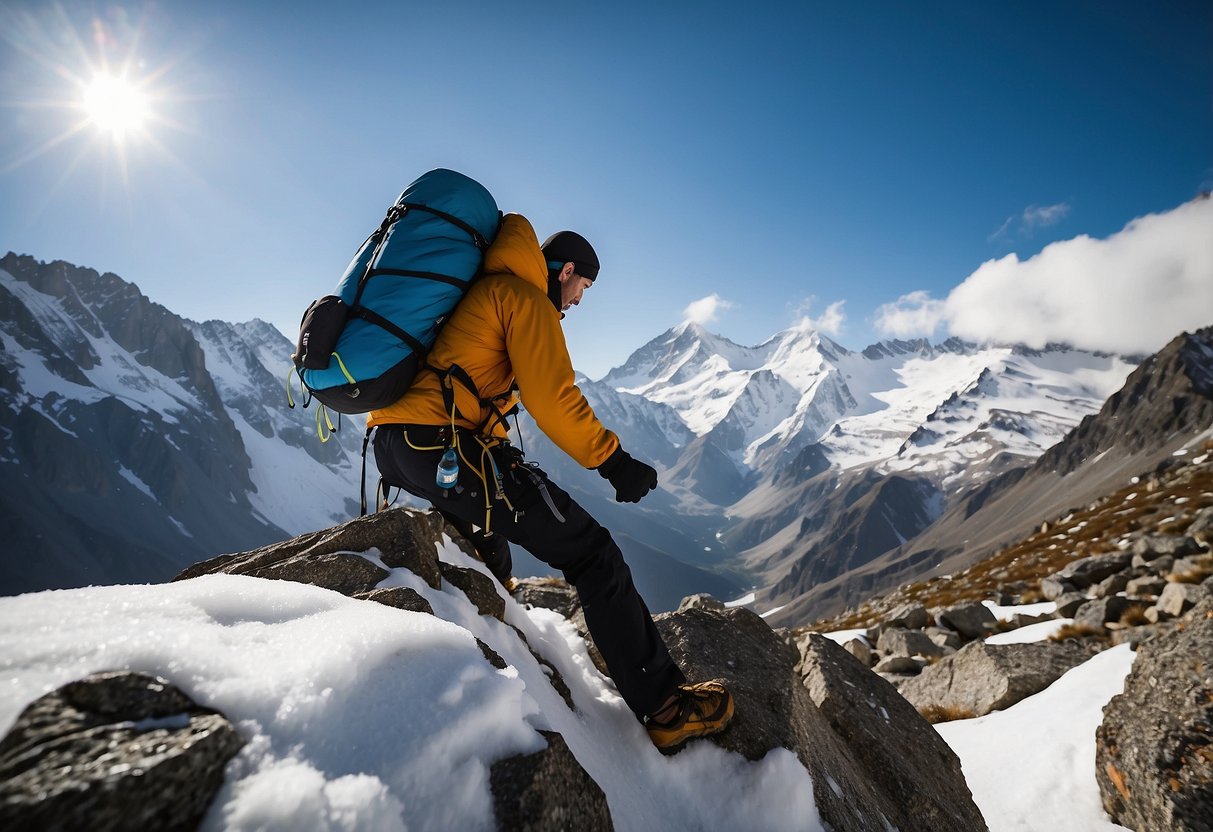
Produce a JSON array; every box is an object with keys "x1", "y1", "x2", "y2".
[{"x1": 373, "y1": 424, "x2": 686, "y2": 718}]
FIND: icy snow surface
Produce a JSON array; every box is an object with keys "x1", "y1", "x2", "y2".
[
  {"x1": 982, "y1": 599, "x2": 1058, "y2": 622},
  {"x1": 984, "y1": 618, "x2": 1073, "y2": 645},
  {"x1": 0, "y1": 540, "x2": 822, "y2": 832},
  {"x1": 936, "y1": 644, "x2": 1135, "y2": 832}
]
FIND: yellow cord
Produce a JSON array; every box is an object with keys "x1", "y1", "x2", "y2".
[
  {"x1": 315, "y1": 404, "x2": 336, "y2": 443},
  {"x1": 403, "y1": 430, "x2": 445, "y2": 452},
  {"x1": 285, "y1": 366, "x2": 297, "y2": 408},
  {"x1": 331, "y1": 351, "x2": 357, "y2": 385}
]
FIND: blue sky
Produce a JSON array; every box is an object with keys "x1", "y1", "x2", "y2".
[{"x1": 2, "y1": 1, "x2": 1211, "y2": 378}]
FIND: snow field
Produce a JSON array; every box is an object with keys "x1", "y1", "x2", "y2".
[
  {"x1": 936, "y1": 644, "x2": 1136, "y2": 832},
  {"x1": 0, "y1": 540, "x2": 823, "y2": 831}
]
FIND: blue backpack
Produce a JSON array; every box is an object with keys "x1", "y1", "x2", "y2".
[{"x1": 291, "y1": 169, "x2": 500, "y2": 417}]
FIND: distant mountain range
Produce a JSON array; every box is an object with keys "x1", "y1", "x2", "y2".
[{"x1": 5, "y1": 250, "x2": 1209, "y2": 623}]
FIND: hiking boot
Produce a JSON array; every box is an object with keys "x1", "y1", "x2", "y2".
[
  {"x1": 645, "y1": 680, "x2": 734, "y2": 751},
  {"x1": 503, "y1": 576, "x2": 518, "y2": 592}
]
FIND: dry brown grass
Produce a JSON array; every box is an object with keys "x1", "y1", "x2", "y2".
[
  {"x1": 1018, "y1": 586, "x2": 1046, "y2": 604},
  {"x1": 1168, "y1": 564, "x2": 1213, "y2": 584},
  {"x1": 918, "y1": 704, "x2": 977, "y2": 724},
  {"x1": 1049, "y1": 623, "x2": 1110, "y2": 642},
  {"x1": 809, "y1": 458, "x2": 1213, "y2": 635},
  {"x1": 1119, "y1": 604, "x2": 1151, "y2": 627}
]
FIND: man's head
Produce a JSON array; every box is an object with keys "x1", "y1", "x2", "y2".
[{"x1": 541, "y1": 230, "x2": 599, "y2": 313}]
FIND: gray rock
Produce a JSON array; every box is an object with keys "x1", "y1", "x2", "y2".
[
  {"x1": 1133, "y1": 535, "x2": 1202, "y2": 560},
  {"x1": 511, "y1": 576, "x2": 581, "y2": 620},
  {"x1": 1139, "y1": 553, "x2": 1177, "y2": 573},
  {"x1": 353, "y1": 586, "x2": 435, "y2": 615},
  {"x1": 876, "y1": 672, "x2": 916, "y2": 690},
  {"x1": 477, "y1": 639, "x2": 508, "y2": 670},
  {"x1": 439, "y1": 562, "x2": 506, "y2": 621},
  {"x1": 877, "y1": 628, "x2": 947, "y2": 659},
  {"x1": 873, "y1": 655, "x2": 927, "y2": 674},
  {"x1": 1144, "y1": 605, "x2": 1171, "y2": 625},
  {"x1": 654, "y1": 606, "x2": 988, "y2": 832},
  {"x1": 1054, "y1": 552, "x2": 1134, "y2": 589},
  {"x1": 899, "y1": 641, "x2": 1096, "y2": 717},
  {"x1": 1096, "y1": 597, "x2": 1213, "y2": 832},
  {"x1": 842, "y1": 637, "x2": 873, "y2": 667},
  {"x1": 1126, "y1": 576, "x2": 1168, "y2": 598},
  {"x1": 1187, "y1": 506, "x2": 1213, "y2": 543},
  {"x1": 1011, "y1": 612, "x2": 1053, "y2": 628},
  {"x1": 1156, "y1": 582, "x2": 1207, "y2": 617},
  {"x1": 677, "y1": 593, "x2": 726, "y2": 613},
  {"x1": 1170, "y1": 555, "x2": 1213, "y2": 581},
  {"x1": 925, "y1": 626, "x2": 963, "y2": 650},
  {"x1": 1111, "y1": 624, "x2": 1176, "y2": 649},
  {"x1": 1041, "y1": 576, "x2": 1075, "y2": 600},
  {"x1": 1054, "y1": 593, "x2": 1088, "y2": 618},
  {"x1": 0, "y1": 671, "x2": 243, "y2": 830},
  {"x1": 1094, "y1": 572, "x2": 1131, "y2": 598},
  {"x1": 177, "y1": 507, "x2": 444, "y2": 590},
  {"x1": 799, "y1": 634, "x2": 988, "y2": 832},
  {"x1": 489, "y1": 730, "x2": 612, "y2": 831},
  {"x1": 1074, "y1": 596, "x2": 1131, "y2": 628},
  {"x1": 886, "y1": 603, "x2": 929, "y2": 630},
  {"x1": 247, "y1": 551, "x2": 389, "y2": 596},
  {"x1": 936, "y1": 603, "x2": 998, "y2": 639}
]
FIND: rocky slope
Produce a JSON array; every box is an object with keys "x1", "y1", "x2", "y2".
[{"x1": 798, "y1": 438, "x2": 1213, "y2": 831}]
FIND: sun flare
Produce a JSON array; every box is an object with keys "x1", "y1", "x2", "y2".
[{"x1": 82, "y1": 74, "x2": 150, "y2": 140}]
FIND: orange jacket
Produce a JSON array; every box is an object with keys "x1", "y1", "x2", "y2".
[{"x1": 367, "y1": 213, "x2": 620, "y2": 469}]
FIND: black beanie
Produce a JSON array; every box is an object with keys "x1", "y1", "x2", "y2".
[{"x1": 541, "y1": 230, "x2": 600, "y2": 281}]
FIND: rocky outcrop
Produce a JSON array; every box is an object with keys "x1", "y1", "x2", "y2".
[
  {"x1": 0, "y1": 671, "x2": 243, "y2": 830},
  {"x1": 489, "y1": 730, "x2": 613, "y2": 831},
  {"x1": 798, "y1": 634, "x2": 988, "y2": 831},
  {"x1": 510, "y1": 577, "x2": 581, "y2": 619},
  {"x1": 176, "y1": 508, "x2": 447, "y2": 589},
  {"x1": 441, "y1": 562, "x2": 506, "y2": 622},
  {"x1": 1096, "y1": 597, "x2": 1213, "y2": 831},
  {"x1": 899, "y1": 640, "x2": 1096, "y2": 717},
  {"x1": 654, "y1": 605, "x2": 987, "y2": 832},
  {"x1": 353, "y1": 586, "x2": 435, "y2": 615},
  {"x1": 935, "y1": 602, "x2": 998, "y2": 639}
]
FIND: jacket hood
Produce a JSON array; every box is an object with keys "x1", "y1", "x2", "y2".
[{"x1": 483, "y1": 213, "x2": 548, "y2": 294}]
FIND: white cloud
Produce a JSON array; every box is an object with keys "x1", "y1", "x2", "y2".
[
  {"x1": 887, "y1": 197, "x2": 1213, "y2": 354},
  {"x1": 874, "y1": 290, "x2": 946, "y2": 338},
  {"x1": 1022, "y1": 201, "x2": 1071, "y2": 229},
  {"x1": 812, "y1": 300, "x2": 846, "y2": 337},
  {"x1": 792, "y1": 298, "x2": 847, "y2": 337},
  {"x1": 990, "y1": 200, "x2": 1072, "y2": 241},
  {"x1": 683, "y1": 293, "x2": 732, "y2": 325}
]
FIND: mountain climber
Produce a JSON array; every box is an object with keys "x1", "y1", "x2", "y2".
[{"x1": 368, "y1": 214, "x2": 733, "y2": 749}]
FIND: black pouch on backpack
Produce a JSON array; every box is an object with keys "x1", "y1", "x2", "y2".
[{"x1": 294, "y1": 295, "x2": 348, "y2": 370}]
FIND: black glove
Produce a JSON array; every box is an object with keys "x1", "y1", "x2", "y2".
[{"x1": 597, "y1": 447, "x2": 658, "y2": 503}]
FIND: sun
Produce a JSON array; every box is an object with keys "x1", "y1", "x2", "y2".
[
  {"x1": 82, "y1": 73, "x2": 151, "y2": 141},
  {"x1": 1, "y1": 4, "x2": 191, "y2": 182}
]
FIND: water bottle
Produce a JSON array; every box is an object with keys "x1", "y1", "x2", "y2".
[{"x1": 436, "y1": 448, "x2": 459, "y2": 489}]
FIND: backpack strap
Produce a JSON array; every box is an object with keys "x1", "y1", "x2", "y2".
[
  {"x1": 359, "y1": 426, "x2": 377, "y2": 517},
  {"x1": 434, "y1": 363, "x2": 517, "y2": 438},
  {"x1": 397, "y1": 202, "x2": 492, "y2": 251}
]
